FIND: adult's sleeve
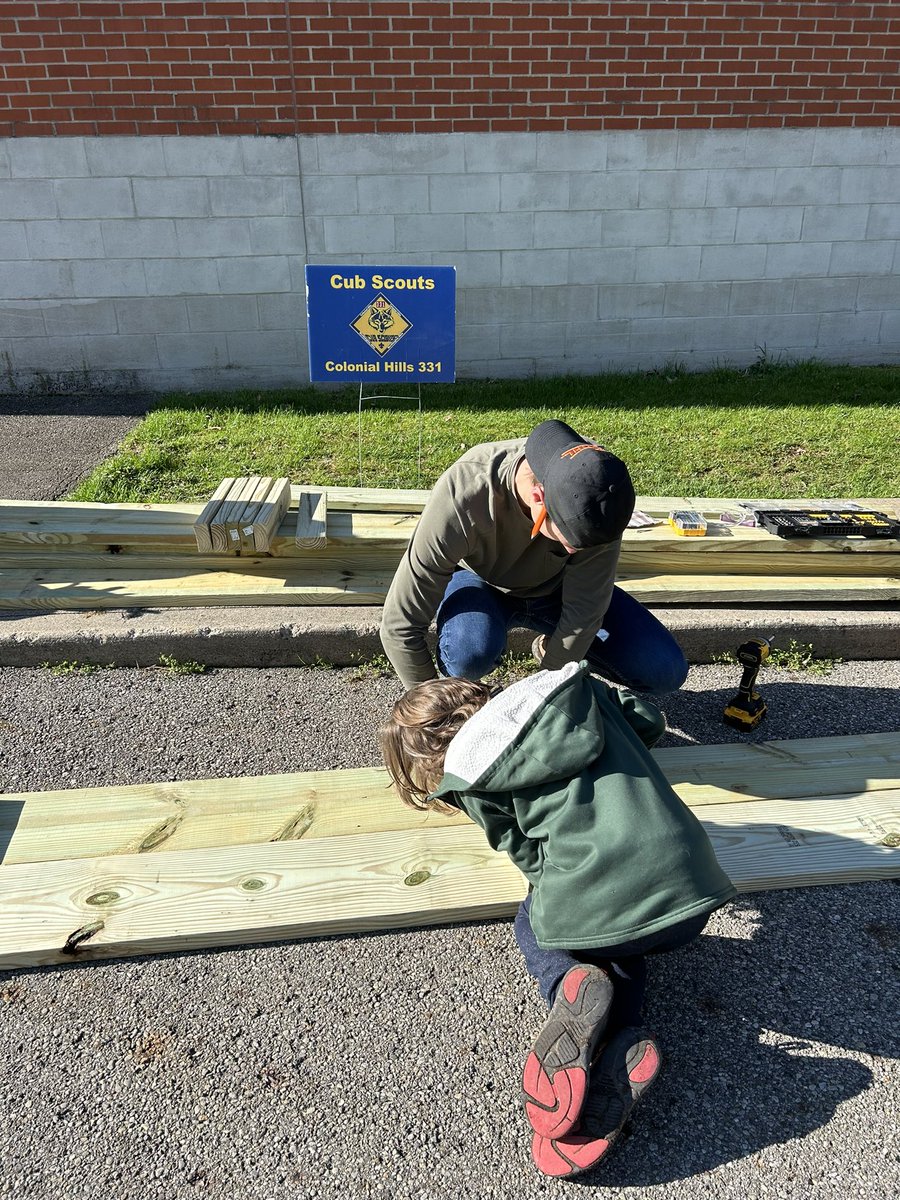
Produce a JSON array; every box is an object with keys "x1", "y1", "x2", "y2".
[
  {"x1": 379, "y1": 475, "x2": 472, "y2": 690},
  {"x1": 540, "y1": 538, "x2": 621, "y2": 670}
]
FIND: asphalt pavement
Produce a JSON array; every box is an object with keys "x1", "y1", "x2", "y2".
[
  {"x1": 0, "y1": 392, "x2": 149, "y2": 500},
  {"x1": 1, "y1": 660, "x2": 898, "y2": 1200}
]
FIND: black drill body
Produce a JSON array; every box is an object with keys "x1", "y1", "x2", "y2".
[{"x1": 723, "y1": 637, "x2": 772, "y2": 730}]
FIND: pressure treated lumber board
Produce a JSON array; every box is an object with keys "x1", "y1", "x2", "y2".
[
  {"x1": 295, "y1": 488, "x2": 328, "y2": 548},
  {"x1": 0, "y1": 767, "x2": 441, "y2": 866},
  {"x1": 1, "y1": 566, "x2": 897, "y2": 610},
  {"x1": 2, "y1": 496, "x2": 896, "y2": 554},
  {"x1": 653, "y1": 731, "x2": 900, "y2": 803},
  {"x1": 4, "y1": 733, "x2": 899, "y2": 867},
  {"x1": 4, "y1": 538, "x2": 895, "y2": 580},
  {"x1": 236, "y1": 475, "x2": 277, "y2": 552},
  {"x1": 289, "y1": 489, "x2": 900, "y2": 519},
  {"x1": 3, "y1": 540, "x2": 893, "y2": 579},
  {"x1": 209, "y1": 477, "x2": 251, "y2": 553},
  {"x1": 0, "y1": 789, "x2": 897, "y2": 969},
  {"x1": 192, "y1": 478, "x2": 234, "y2": 554},
  {"x1": 2, "y1": 491, "x2": 896, "y2": 611},
  {"x1": 251, "y1": 477, "x2": 291, "y2": 552},
  {"x1": 292, "y1": 486, "x2": 431, "y2": 512}
]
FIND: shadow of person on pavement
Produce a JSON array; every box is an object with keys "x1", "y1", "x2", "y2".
[{"x1": 573, "y1": 883, "x2": 898, "y2": 1186}]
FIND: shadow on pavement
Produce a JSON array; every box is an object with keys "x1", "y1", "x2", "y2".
[
  {"x1": 576, "y1": 888, "x2": 897, "y2": 1186},
  {"x1": 0, "y1": 393, "x2": 154, "y2": 418}
]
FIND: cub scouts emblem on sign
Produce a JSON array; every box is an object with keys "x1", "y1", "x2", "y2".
[{"x1": 351, "y1": 294, "x2": 413, "y2": 356}]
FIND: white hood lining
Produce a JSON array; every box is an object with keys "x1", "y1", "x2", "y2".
[{"x1": 443, "y1": 662, "x2": 582, "y2": 786}]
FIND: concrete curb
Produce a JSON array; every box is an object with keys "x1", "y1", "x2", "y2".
[{"x1": 1, "y1": 603, "x2": 897, "y2": 668}]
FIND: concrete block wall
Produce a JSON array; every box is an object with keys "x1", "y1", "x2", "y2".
[
  {"x1": 0, "y1": 135, "x2": 307, "y2": 391},
  {"x1": 1, "y1": 126, "x2": 899, "y2": 390}
]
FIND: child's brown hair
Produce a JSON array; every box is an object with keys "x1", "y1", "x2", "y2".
[{"x1": 380, "y1": 677, "x2": 493, "y2": 812}]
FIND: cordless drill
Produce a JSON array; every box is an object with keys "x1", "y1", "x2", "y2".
[{"x1": 723, "y1": 637, "x2": 773, "y2": 730}]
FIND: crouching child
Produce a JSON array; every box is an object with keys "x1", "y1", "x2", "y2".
[{"x1": 380, "y1": 661, "x2": 736, "y2": 1178}]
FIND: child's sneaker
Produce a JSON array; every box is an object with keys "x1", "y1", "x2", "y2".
[
  {"x1": 522, "y1": 964, "x2": 614, "y2": 1139},
  {"x1": 530, "y1": 1026, "x2": 662, "y2": 1178}
]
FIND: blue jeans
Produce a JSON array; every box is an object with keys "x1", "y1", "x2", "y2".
[
  {"x1": 435, "y1": 568, "x2": 688, "y2": 694},
  {"x1": 514, "y1": 894, "x2": 711, "y2": 1026}
]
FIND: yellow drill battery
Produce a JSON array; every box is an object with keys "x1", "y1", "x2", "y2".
[{"x1": 668, "y1": 510, "x2": 708, "y2": 537}]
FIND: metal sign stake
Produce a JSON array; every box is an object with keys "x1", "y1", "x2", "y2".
[{"x1": 358, "y1": 382, "x2": 423, "y2": 486}]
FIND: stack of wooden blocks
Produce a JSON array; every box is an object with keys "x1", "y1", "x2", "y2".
[{"x1": 193, "y1": 476, "x2": 291, "y2": 553}]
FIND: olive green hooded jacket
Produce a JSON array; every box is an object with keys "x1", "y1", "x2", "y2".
[{"x1": 430, "y1": 662, "x2": 736, "y2": 950}]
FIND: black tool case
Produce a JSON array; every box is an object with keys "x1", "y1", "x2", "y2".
[{"x1": 755, "y1": 510, "x2": 900, "y2": 538}]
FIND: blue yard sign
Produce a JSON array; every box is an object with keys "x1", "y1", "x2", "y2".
[{"x1": 305, "y1": 265, "x2": 456, "y2": 383}]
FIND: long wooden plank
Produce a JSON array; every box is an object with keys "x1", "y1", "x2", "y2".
[
  {"x1": 2, "y1": 495, "x2": 896, "y2": 554},
  {"x1": 0, "y1": 768, "x2": 443, "y2": 865},
  {"x1": 696, "y1": 791, "x2": 900, "y2": 888},
  {"x1": 0, "y1": 789, "x2": 896, "y2": 969},
  {"x1": 0, "y1": 566, "x2": 896, "y2": 610},
  {"x1": 3, "y1": 538, "x2": 895, "y2": 578},
  {"x1": 4, "y1": 734, "x2": 898, "y2": 867},
  {"x1": 295, "y1": 486, "x2": 432, "y2": 512},
  {"x1": 653, "y1": 731, "x2": 900, "y2": 803},
  {"x1": 294, "y1": 489, "x2": 900, "y2": 519},
  {"x1": 0, "y1": 574, "x2": 389, "y2": 609}
]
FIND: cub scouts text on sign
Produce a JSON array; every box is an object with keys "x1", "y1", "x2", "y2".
[
  {"x1": 305, "y1": 265, "x2": 456, "y2": 383},
  {"x1": 329, "y1": 273, "x2": 436, "y2": 290}
]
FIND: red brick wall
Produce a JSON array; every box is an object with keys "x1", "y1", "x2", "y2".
[{"x1": 2, "y1": 1, "x2": 898, "y2": 137}]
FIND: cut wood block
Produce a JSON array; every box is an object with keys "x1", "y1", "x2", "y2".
[
  {"x1": 0, "y1": 789, "x2": 896, "y2": 969},
  {"x1": 209, "y1": 477, "x2": 251, "y2": 553},
  {"x1": 192, "y1": 478, "x2": 235, "y2": 554},
  {"x1": 226, "y1": 475, "x2": 262, "y2": 552},
  {"x1": 3, "y1": 734, "x2": 898, "y2": 867},
  {"x1": 236, "y1": 475, "x2": 275, "y2": 552},
  {"x1": 295, "y1": 488, "x2": 328, "y2": 548},
  {"x1": 252, "y1": 477, "x2": 291, "y2": 552}
]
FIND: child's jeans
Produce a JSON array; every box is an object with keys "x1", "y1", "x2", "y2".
[
  {"x1": 435, "y1": 569, "x2": 688, "y2": 695},
  {"x1": 514, "y1": 894, "x2": 711, "y2": 1029}
]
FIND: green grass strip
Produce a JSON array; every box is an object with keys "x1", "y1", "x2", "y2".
[{"x1": 70, "y1": 361, "x2": 900, "y2": 503}]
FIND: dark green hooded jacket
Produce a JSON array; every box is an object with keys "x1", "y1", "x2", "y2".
[{"x1": 430, "y1": 662, "x2": 736, "y2": 950}]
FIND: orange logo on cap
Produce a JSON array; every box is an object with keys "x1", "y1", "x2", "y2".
[{"x1": 560, "y1": 443, "x2": 600, "y2": 460}]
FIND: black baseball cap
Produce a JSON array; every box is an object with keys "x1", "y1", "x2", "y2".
[{"x1": 524, "y1": 419, "x2": 635, "y2": 548}]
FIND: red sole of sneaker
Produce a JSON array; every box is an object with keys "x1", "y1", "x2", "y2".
[
  {"x1": 531, "y1": 1131, "x2": 613, "y2": 1178},
  {"x1": 522, "y1": 966, "x2": 613, "y2": 1139},
  {"x1": 523, "y1": 1057, "x2": 587, "y2": 1139},
  {"x1": 629, "y1": 1041, "x2": 661, "y2": 1088}
]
